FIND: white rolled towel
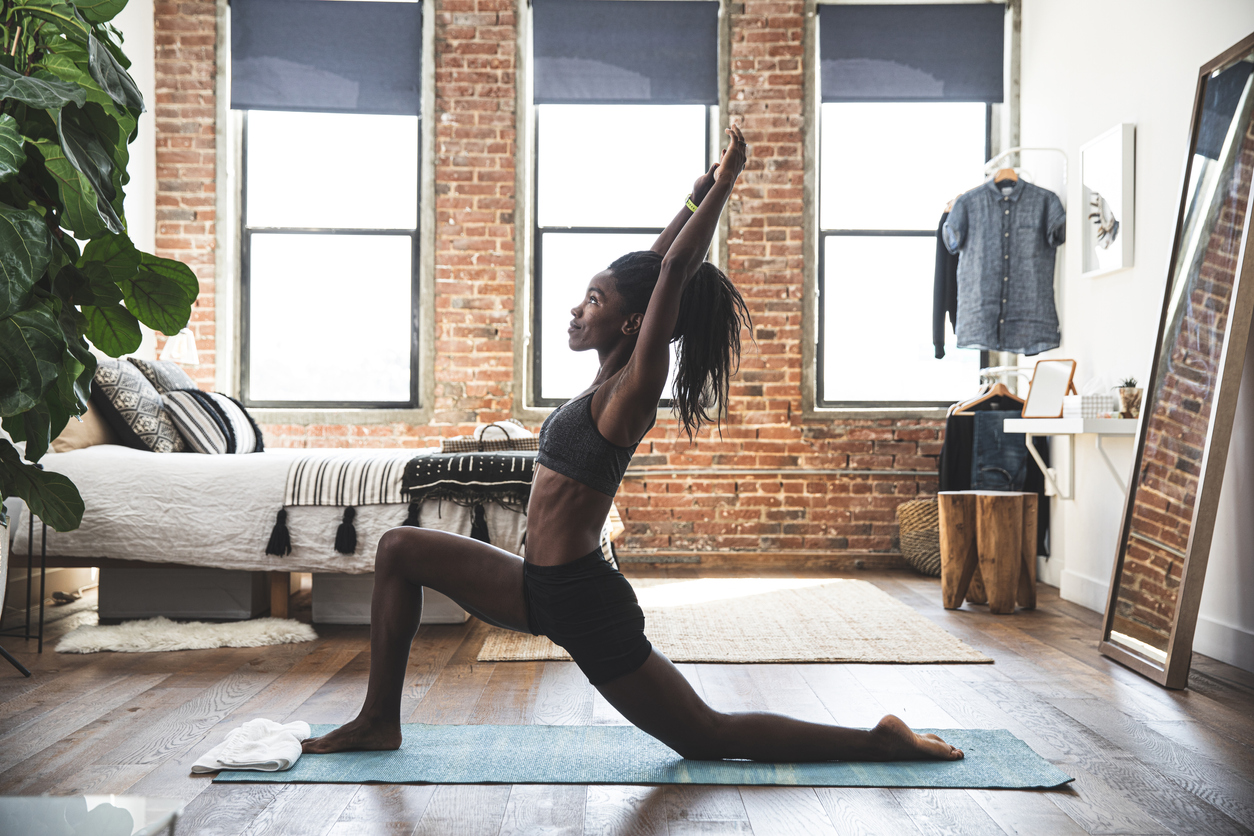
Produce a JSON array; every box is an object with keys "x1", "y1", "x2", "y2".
[{"x1": 191, "y1": 718, "x2": 312, "y2": 773}]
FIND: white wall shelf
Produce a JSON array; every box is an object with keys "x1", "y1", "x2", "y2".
[{"x1": 1003, "y1": 418, "x2": 1138, "y2": 499}]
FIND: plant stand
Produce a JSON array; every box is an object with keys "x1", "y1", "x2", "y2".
[{"x1": 0, "y1": 515, "x2": 47, "y2": 656}]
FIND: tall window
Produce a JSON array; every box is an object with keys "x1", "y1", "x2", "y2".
[
  {"x1": 231, "y1": 0, "x2": 422, "y2": 408},
  {"x1": 531, "y1": 0, "x2": 718, "y2": 405},
  {"x1": 816, "y1": 4, "x2": 1005, "y2": 408}
]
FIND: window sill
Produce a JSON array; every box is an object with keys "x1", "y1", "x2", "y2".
[
  {"x1": 803, "y1": 406, "x2": 950, "y2": 421},
  {"x1": 249, "y1": 406, "x2": 433, "y2": 427}
]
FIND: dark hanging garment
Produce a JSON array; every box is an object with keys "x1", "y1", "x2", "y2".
[
  {"x1": 938, "y1": 400, "x2": 1050, "y2": 556},
  {"x1": 934, "y1": 211, "x2": 960, "y2": 359}
]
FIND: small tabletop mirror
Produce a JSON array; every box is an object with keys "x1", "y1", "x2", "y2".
[{"x1": 1021, "y1": 359, "x2": 1077, "y2": 418}]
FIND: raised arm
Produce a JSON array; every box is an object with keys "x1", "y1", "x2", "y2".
[
  {"x1": 649, "y1": 161, "x2": 721, "y2": 256},
  {"x1": 620, "y1": 126, "x2": 748, "y2": 401}
]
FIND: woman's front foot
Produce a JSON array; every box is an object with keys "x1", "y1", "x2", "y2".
[
  {"x1": 869, "y1": 715, "x2": 964, "y2": 761},
  {"x1": 301, "y1": 716, "x2": 402, "y2": 754}
]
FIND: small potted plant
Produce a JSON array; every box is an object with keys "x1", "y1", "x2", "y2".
[{"x1": 1116, "y1": 377, "x2": 1143, "y2": 419}]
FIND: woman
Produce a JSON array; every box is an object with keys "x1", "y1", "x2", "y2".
[{"x1": 304, "y1": 126, "x2": 963, "y2": 763}]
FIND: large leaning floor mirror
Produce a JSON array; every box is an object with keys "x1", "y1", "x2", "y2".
[{"x1": 1101, "y1": 32, "x2": 1254, "y2": 689}]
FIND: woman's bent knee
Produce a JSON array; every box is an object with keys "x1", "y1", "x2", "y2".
[
  {"x1": 668, "y1": 711, "x2": 731, "y2": 761},
  {"x1": 374, "y1": 527, "x2": 432, "y2": 575}
]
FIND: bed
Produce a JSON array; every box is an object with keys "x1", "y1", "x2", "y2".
[{"x1": 9, "y1": 445, "x2": 529, "y2": 619}]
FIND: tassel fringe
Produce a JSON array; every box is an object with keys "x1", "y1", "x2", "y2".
[
  {"x1": 470, "y1": 503, "x2": 490, "y2": 544},
  {"x1": 335, "y1": 506, "x2": 358, "y2": 554},
  {"x1": 265, "y1": 508, "x2": 291, "y2": 557},
  {"x1": 402, "y1": 502, "x2": 421, "y2": 527}
]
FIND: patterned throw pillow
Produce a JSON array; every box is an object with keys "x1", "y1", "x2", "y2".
[
  {"x1": 127, "y1": 357, "x2": 197, "y2": 394},
  {"x1": 163, "y1": 390, "x2": 265, "y2": 454},
  {"x1": 91, "y1": 359, "x2": 187, "y2": 453},
  {"x1": 210, "y1": 392, "x2": 265, "y2": 454}
]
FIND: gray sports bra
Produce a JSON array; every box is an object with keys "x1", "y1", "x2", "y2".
[{"x1": 536, "y1": 388, "x2": 651, "y2": 497}]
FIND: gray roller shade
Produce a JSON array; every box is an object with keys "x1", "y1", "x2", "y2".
[
  {"x1": 820, "y1": 4, "x2": 1004, "y2": 103},
  {"x1": 231, "y1": 0, "x2": 422, "y2": 115},
  {"x1": 533, "y1": 0, "x2": 718, "y2": 104},
  {"x1": 1197, "y1": 60, "x2": 1253, "y2": 161}
]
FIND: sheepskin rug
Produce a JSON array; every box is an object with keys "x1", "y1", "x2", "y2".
[{"x1": 57, "y1": 616, "x2": 318, "y2": 654}]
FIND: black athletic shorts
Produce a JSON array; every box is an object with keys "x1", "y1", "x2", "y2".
[{"x1": 522, "y1": 547, "x2": 653, "y2": 685}]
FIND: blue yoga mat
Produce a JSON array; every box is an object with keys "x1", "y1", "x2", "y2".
[{"x1": 214, "y1": 725, "x2": 1072, "y2": 789}]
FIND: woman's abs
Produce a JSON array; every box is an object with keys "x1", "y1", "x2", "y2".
[{"x1": 525, "y1": 464, "x2": 615, "y2": 566}]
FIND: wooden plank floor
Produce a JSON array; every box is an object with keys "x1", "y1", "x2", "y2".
[{"x1": 2, "y1": 567, "x2": 1253, "y2": 835}]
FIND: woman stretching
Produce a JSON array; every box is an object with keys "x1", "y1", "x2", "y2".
[{"x1": 304, "y1": 126, "x2": 962, "y2": 763}]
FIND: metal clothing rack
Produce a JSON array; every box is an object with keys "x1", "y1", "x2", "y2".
[
  {"x1": 984, "y1": 146, "x2": 1070, "y2": 190},
  {"x1": 979, "y1": 364, "x2": 1036, "y2": 388}
]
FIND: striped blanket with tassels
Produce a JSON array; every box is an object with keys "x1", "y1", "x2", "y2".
[
  {"x1": 265, "y1": 450, "x2": 536, "y2": 557},
  {"x1": 283, "y1": 451, "x2": 414, "y2": 507}
]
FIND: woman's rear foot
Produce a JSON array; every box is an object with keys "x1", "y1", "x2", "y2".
[
  {"x1": 302, "y1": 716, "x2": 402, "y2": 754},
  {"x1": 870, "y1": 715, "x2": 963, "y2": 761}
]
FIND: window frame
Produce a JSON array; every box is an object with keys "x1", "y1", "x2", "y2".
[
  {"x1": 530, "y1": 104, "x2": 713, "y2": 408},
  {"x1": 814, "y1": 103, "x2": 994, "y2": 410},
  {"x1": 237, "y1": 111, "x2": 423, "y2": 410}
]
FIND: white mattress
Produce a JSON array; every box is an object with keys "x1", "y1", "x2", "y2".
[{"x1": 11, "y1": 445, "x2": 527, "y2": 573}]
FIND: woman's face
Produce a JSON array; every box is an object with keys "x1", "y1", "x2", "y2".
[{"x1": 568, "y1": 270, "x2": 636, "y2": 352}]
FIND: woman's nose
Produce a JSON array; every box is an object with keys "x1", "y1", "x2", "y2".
[{"x1": 570, "y1": 304, "x2": 580, "y2": 317}]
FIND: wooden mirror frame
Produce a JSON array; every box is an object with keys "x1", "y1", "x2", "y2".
[
  {"x1": 1020, "y1": 359, "x2": 1077, "y2": 419},
  {"x1": 1100, "y1": 32, "x2": 1254, "y2": 689}
]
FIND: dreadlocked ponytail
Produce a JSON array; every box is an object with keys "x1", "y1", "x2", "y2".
[{"x1": 609, "y1": 252, "x2": 752, "y2": 440}]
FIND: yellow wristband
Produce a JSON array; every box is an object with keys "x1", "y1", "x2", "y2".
[{"x1": 685, "y1": 195, "x2": 699, "y2": 213}]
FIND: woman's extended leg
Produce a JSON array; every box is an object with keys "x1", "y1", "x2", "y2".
[
  {"x1": 597, "y1": 650, "x2": 963, "y2": 762},
  {"x1": 303, "y1": 527, "x2": 530, "y2": 753}
]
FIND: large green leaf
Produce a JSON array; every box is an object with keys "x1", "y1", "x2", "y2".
[
  {"x1": 0, "y1": 439, "x2": 85, "y2": 531},
  {"x1": 0, "y1": 303, "x2": 67, "y2": 417},
  {"x1": 0, "y1": 65, "x2": 86, "y2": 109},
  {"x1": 53, "y1": 261, "x2": 124, "y2": 306},
  {"x1": 87, "y1": 35, "x2": 144, "y2": 115},
  {"x1": 80, "y1": 230, "x2": 139, "y2": 281},
  {"x1": 0, "y1": 204, "x2": 52, "y2": 321},
  {"x1": 38, "y1": 49, "x2": 137, "y2": 170},
  {"x1": 80, "y1": 237, "x2": 196, "y2": 333},
  {"x1": 81, "y1": 301, "x2": 141, "y2": 355},
  {"x1": 53, "y1": 302, "x2": 95, "y2": 415},
  {"x1": 0, "y1": 114, "x2": 26, "y2": 182},
  {"x1": 20, "y1": 398, "x2": 54, "y2": 462},
  {"x1": 10, "y1": 0, "x2": 92, "y2": 44},
  {"x1": 122, "y1": 270, "x2": 193, "y2": 335},
  {"x1": 33, "y1": 140, "x2": 114, "y2": 238},
  {"x1": 38, "y1": 51, "x2": 118, "y2": 111},
  {"x1": 53, "y1": 108, "x2": 125, "y2": 231},
  {"x1": 139, "y1": 251, "x2": 200, "y2": 304},
  {"x1": 71, "y1": 0, "x2": 127, "y2": 24}
]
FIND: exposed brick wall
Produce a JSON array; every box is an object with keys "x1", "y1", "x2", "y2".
[
  {"x1": 160, "y1": 0, "x2": 942, "y2": 562},
  {"x1": 1114, "y1": 115, "x2": 1254, "y2": 647},
  {"x1": 153, "y1": 0, "x2": 217, "y2": 387},
  {"x1": 613, "y1": 0, "x2": 935, "y2": 558}
]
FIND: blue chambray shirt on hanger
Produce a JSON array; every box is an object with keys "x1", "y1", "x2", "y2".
[{"x1": 943, "y1": 178, "x2": 1066, "y2": 355}]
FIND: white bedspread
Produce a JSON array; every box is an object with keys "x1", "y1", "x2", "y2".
[{"x1": 11, "y1": 446, "x2": 527, "y2": 573}]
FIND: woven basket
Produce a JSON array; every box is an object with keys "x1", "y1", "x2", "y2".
[{"x1": 896, "y1": 498, "x2": 942, "y2": 577}]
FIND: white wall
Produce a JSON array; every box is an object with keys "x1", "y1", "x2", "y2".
[
  {"x1": 1020, "y1": 0, "x2": 1254, "y2": 671},
  {"x1": 114, "y1": 0, "x2": 159, "y2": 361},
  {"x1": 113, "y1": 0, "x2": 155, "y2": 254}
]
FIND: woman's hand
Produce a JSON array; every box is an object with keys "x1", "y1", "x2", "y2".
[
  {"x1": 714, "y1": 124, "x2": 748, "y2": 185},
  {"x1": 692, "y1": 163, "x2": 718, "y2": 205}
]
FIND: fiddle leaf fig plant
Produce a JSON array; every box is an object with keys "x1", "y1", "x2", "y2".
[{"x1": 0, "y1": 0, "x2": 197, "y2": 531}]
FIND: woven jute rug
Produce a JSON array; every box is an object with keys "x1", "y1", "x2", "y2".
[{"x1": 478, "y1": 578, "x2": 991, "y2": 664}]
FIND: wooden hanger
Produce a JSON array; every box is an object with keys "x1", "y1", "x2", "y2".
[
  {"x1": 950, "y1": 382, "x2": 1025, "y2": 416},
  {"x1": 993, "y1": 167, "x2": 1019, "y2": 184}
]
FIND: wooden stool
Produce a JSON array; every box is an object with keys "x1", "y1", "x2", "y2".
[{"x1": 937, "y1": 491, "x2": 1038, "y2": 614}]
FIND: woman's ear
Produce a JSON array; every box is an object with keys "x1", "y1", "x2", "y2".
[{"x1": 622, "y1": 312, "x2": 644, "y2": 336}]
